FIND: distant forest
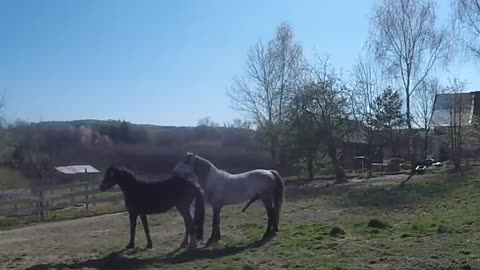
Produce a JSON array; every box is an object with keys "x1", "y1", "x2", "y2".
[{"x1": 0, "y1": 120, "x2": 275, "y2": 184}]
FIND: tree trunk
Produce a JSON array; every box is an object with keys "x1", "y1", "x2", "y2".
[
  {"x1": 307, "y1": 155, "x2": 314, "y2": 181},
  {"x1": 454, "y1": 118, "x2": 463, "y2": 172},
  {"x1": 366, "y1": 134, "x2": 374, "y2": 178},
  {"x1": 424, "y1": 130, "x2": 429, "y2": 159},
  {"x1": 269, "y1": 135, "x2": 277, "y2": 162},
  {"x1": 406, "y1": 94, "x2": 416, "y2": 175},
  {"x1": 367, "y1": 159, "x2": 373, "y2": 178},
  {"x1": 327, "y1": 135, "x2": 346, "y2": 184},
  {"x1": 278, "y1": 139, "x2": 288, "y2": 173},
  {"x1": 390, "y1": 129, "x2": 397, "y2": 157}
]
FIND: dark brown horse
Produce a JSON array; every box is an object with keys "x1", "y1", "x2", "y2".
[{"x1": 99, "y1": 166, "x2": 205, "y2": 249}]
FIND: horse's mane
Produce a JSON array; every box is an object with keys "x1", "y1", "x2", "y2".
[
  {"x1": 196, "y1": 156, "x2": 213, "y2": 166},
  {"x1": 195, "y1": 156, "x2": 229, "y2": 175},
  {"x1": 111, "y1": 166, "x2": 182, "y2": 183},
  {"x1": 109, "y1": 166, "x2": 140, "y2": 182}
]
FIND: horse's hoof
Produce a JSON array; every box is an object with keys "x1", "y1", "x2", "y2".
[
  {"x1": 205, "y1": 239, "x2": 218, "y2": 247},
  {"x1": 125, "y1": 243, "x2": 134, "y2": 249},
  {"x1": 146, "y1": 243, "x2": 153, "y2": 249},
  {"x1": 262, "y1": 232, "x2": 275, "y2": 240}
]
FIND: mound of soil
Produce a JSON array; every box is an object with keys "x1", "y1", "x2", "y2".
[
  {"x1": 329, "y1": 226, "x2": 346, "y2": 237},
  {"x1": 367, "y1": 218, "x2": 389, "y2": 229}
]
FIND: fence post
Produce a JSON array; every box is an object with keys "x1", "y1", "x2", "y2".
[
  {"x1": 37, "y1": 199, "x2": 40, "y2": 222},
  {"x1": 85, "y1": 182, "x2": 89, "y2": 211},
  {"x1": 92, "y1": 181, "x2": 96, "y2": 207},
  {"x1": 84, "y1": 168, "x2": 89, "y2": 211},
  {"x1": 51, "y1": 188, "x2": 54, "y2": 206},
  {"x1": 38, "y1": 189, "x2": 44, "y2": 222},
  {"x1": 71, "y1": 181, "x2": 74, "y2": 205}
]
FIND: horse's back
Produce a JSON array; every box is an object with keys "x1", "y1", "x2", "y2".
[
  {"x1": 212, "y1": 169, "x2": 277, "y2": 205},
  {"x1": 231, "y1": 169, "x2": 276, "y2": 182},
  {"x1": 126, "y1": 176, "x2": 194, "y2": 215}
]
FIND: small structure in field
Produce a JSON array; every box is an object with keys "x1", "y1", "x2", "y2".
[
  {"x1": 55, "y1": 165, "x2": 100, "y2": 175},
  {"x1": 1, "y1": 165, "x2": 101, "y2": 221},
  {"x1": 53, "y1": 164, "x2": 100, "y2": 210}
]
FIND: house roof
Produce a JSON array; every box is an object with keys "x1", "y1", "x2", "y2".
[
  {"x1": 430, "y1": 92, "x2": 475, "y2": 127},
  {"x1": 55, "y1": 165, "x2": 100, "y2": 174}
]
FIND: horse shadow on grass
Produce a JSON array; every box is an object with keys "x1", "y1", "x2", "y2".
[{"x1": 25, "y1": 238, "x2": 271, "y2": 270}]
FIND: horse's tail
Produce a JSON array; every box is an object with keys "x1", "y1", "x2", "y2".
[
  {"x1": 193, "y1": 185, "x2": 205, "y2": 241},
  {"x1": 271, "y1": 170, "x2": 285, "y2": 232}
]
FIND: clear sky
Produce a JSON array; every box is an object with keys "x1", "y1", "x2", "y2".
[{"x1": 1, "y1": 0, "x2": 479, "y2": 126}]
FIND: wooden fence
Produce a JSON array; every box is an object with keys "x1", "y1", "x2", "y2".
[{"x1": 0, "y1": 180, "x2": 123, "y2": 222}]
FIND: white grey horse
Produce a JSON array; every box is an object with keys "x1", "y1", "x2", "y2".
[{"x1": 171, "y1": 152, "x2": 285, "y2": 246}]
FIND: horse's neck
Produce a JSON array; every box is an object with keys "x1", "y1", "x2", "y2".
[
  {"x1": 117, "y1": 174, "x2": 136, "y2": 194},
  {"x1": 195, "y1": 158, "x2": 224, "y2": 188},
  {"x1": 204, "y1": 167, "x2": 230, "y2": 187}
]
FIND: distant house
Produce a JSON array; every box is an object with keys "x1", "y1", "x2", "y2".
[
  {"x1": 340, "y1": 122, "x2": 384, "y2": 169},
  {"x1": 430, "y1": 92, "x2": 480, "y2": 128},
  {"x1": 429, "y1": 91, "x2": 480, "y2": 161}
]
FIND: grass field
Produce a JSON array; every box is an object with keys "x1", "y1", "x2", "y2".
[
  {"x1": 1, "y1": 169, "x2": 479, "y2": 269},
  {"x1": 0, "y1": 167, "x2": 30, "y2": 191}
]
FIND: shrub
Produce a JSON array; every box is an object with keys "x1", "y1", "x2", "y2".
[
  {"x1": 329, "y1": 226, "x2": 346, "y2": 237},
  {"x1": 385, "y1": 158, "x2": 401, "y2": 172},
  {"x1": 367, "y1": 218, "x2": 389, "y2": 229},
  {"x1": 436, "y1": 224, "x2": 450, "y2": 234}
]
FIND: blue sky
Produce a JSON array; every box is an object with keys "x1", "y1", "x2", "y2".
[{"x1": 1, "y1": 0, "x2": 479, "y2": 126}]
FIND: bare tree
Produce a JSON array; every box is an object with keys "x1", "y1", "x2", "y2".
[
  {"x1": 287, "y1": 98, "x2": 320, "y2": 180},
  {"x1": 229, "y1": 22, "x2": 303, "y2": 162},
  {"x1": 453, "y1": 0, "x2": 480, "y2": 60},
  {"x1": 271, "y1": 22, "x2": 304, "y2": 125},
  {"x1": 446, "y1": 79, "x2": 467, "y2": 172},
  {"x1": 292, "y1": 57, "x2": 354, "y2": 183},
  {"x1": 352, "y1": 55, "x2": 381, "y2": 123},
  {"x1": 197, "y1": 117, "x2": 219, "y2": 127},
  {"x1": 413, "y1": 78, "x2": 442, "y2": 158},
  {"x1": 351, "y1": 55, "x2": 382, "y2": 177},
  {"x1": 0, "y1": 91, "x2": 5, "y2": 127},
  {"x1": 369, "y1": 0, "x2": 450, "y2": 175},
  {"x1": 227, "y1": 119, "x2": 252, "y2": 129}
]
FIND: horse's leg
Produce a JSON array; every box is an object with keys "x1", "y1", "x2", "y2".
[
  {"x1": 261, "y1": 197, "x2": 275, "y2": 240},
  {"x1": 272, "y1": 195, "x2": 279, "y2": 233},
  {"x1": 126, "y1": 212, "x2": 138, "y2": 249},
  {"x1": 242, "y1": 194, "x2": 259, "y2": 213},
  {"x1": 140, "y1": 215, "x2": 153, "y2": 249},
  {"x1": 178, "y1": 205, "x2": 194, "y2": 249},
  {"x1": 206, "y1": 205, "x2": 222, "y2": 246}
]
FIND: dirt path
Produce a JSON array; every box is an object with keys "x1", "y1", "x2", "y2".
[
  {"x1": 0, "y1": 211, "x2": 187, "y2": 269},
  {"x1": 0, "y1": 177, "x2": 396, "y2": 270}
]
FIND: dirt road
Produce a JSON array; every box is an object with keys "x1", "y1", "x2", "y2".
[
  {"x1": 0, "y1": 211, "x2": 187, "y2": 269},
  {"x1": 0, "y1": 176, "x2": 405, "y2": 270}
]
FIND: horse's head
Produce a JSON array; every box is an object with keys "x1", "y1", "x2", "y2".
[
  {"x1": 100, "y1": 166, "x2": 121, "y2": 191},
  {"x1": 171, "y1": 152, "x2": 197, "y2": 178}
]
